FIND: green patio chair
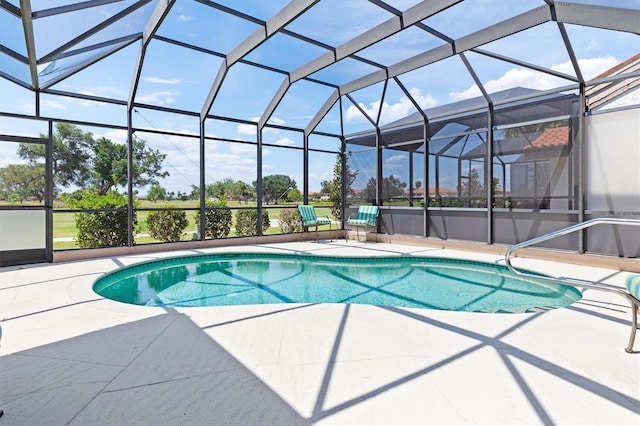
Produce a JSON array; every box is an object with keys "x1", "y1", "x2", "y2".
[
  {"x1": 347, "y1": 205, "x2": 380, "y2": 243},
  {"x1": 298, "y1": 205, "x2": 332, "y2": 242}
]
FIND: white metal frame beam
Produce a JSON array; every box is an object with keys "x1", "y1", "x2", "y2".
[
  {"x1": 0, "y1": 0, "x2": 21, "y2": 17},
  {"x1": 128, "y1": 0, "x2": 176, "y2": 109},
  {"x1": 41, "y1": 38, "x2": 139, "y2": 90},
  {"x1": 200, "y1": 0, "x2": 319, "y2": 121},
  {"x1": 305, "y1": 90, "x2": 340, "y2": 136},
  {"x1": 555, "y1": 3, "x2": 640, "y2": 35},
  {"x1": 471, "y1": 48, "x2": 578, "y2": 83},
  {"x1": 262, "y1": 0, "x2": 462, "y2": 141},
  {"x1": 290, "y1": 0, "x2": 461, "y2": 83},
  {"x1": 19, "y1": 0, "x2": 38, "y2": 89},
  {"x1": 39, "y1": 0, "x2": 152, "y2": 64},
  {"x1": 341, "y1": 5, "x2": 554, "y2": 97},
  {"x1": 32, "y1": 0, "x2": 125, "y2": 19}
]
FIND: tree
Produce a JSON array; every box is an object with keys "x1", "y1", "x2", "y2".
[
  {"x1": 18, "y1": 122, "x2": 93, "y2": 187},
  {"x1": 326, "y1": 155, "x2": 358, "y2": 219},
  {"x1": 286, "y1": 188, "x2": 302, "y2": 203},
  {"x1": 189, "y1": 185, "x2": 199, "y2": 201},
  {"x1": 385, "y1": 175, "x2": 407, "y2": 199},
  {"x1": 147, "y1": 183, "x2": 167, "y2": 203},
  {"x1": 0, "y1": 163, "x2": 46, "y2": 203},
  {"x1": 460, "y1": 168, "x2": 486, "y2": 207},
  {"x1": 205, "y1": 183, "x2": 217, "y2": 199},
  {"x1": 91, "y1": 135, "x2": 168, "y2": 195},
  {"x1": 504, "y1": 119, "x2": 568, "y2": 138},
  {"x1": 129, "y1": 136, "x2": 168, "y2": 193},
  {"x1": 320, "y1": 180, "x2": 331, "y2": 196},
  {"x1": 460, "y1": 168, "x2": 484, "y2": 198},
  {"x1": 255, "y1": 174, "x2": 296, "y2": 204},
  {"x1": 91, "y1": 137, "x2": 127, "y2": 195},
  {"x1": 18, "y1": 123, "x2": 168, "y2": 195},
  {"x1": 363, "y1": 178, "x2": 377, "y2": 202},
  {"x1": 207, "y1": 178, "x2": 234, "y2": 200},
  {"x1": 363, "y1": 175, "x2": 406, "y2": 202},
  {"x1": 229, "y1": 180, "x2": 254, "y2": 204}
]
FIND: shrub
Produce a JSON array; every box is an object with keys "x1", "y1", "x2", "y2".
[
  {"x1": 67, "y1": 191, "x2": 136, "y2": 248},
  {"x1": 279, "y1": 208, "x2": 302, "y2": 233},
  {"x1": 235, "y1": 209, "x2": 270, "y2": 236},
  {"x1": 195, "y1": 199, "x2": 232, "y2": 239},
  {"x1": 147, "y1": 207, "x2": 189, "y2": 242}
]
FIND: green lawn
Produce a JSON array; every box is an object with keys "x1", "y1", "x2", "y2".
[{"x1": 53, "y1": 212, "x2": 79, "y2": 238}]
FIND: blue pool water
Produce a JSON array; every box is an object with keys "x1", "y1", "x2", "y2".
[{"x1": 93, "y1": 253, "x2": 582, "y2": 313}]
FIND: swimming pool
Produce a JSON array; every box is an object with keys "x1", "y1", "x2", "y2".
[{"x1": 93, "y1": 253, "x2": 581, "y2": 313}]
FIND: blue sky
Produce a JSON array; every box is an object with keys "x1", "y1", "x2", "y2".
[{"x1": 1, "y1": 0, "x2": 639, "y2": 195}]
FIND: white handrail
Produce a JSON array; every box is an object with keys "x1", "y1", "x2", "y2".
[{"x1": 504, "y1": 217, "x2": 640, "y2": 353}]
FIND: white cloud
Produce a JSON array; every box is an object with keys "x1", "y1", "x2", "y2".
[
  {"x1": 229, "y1": 144, "x2": 256, "y2": 155},
  {"x1": 236, "y1": 116, "x2": 286, "y2": 135},
  {"x1": 237, "y1": 122, "x2": 257, "y2": 135},
  {"x1": 345, "y1": 104, "x2": 372, "y2": 123},
  {"x1": 41, "y1": 99, "x2": 67, "y2": 110},
  {"x1": 73, "y1": 98, "x2": 102, "y2": 108},
  {"x1": 384, "y1": 154, "x2": 406, "y2": 170},
  {"x1": 269, "y1": 117, "x2": 285, "y2": 126},
  {"x1": 136, "y1": 91, "x2": 179, "y2": 105},
  {"x1": 36, "y1": 90, "x2": 112, "y2": 111},
  {"x1": 204, "y1": 153, "x2": 256, "y2": 174},
  {"x1": 385, "y1": 154, "x2": 405, "y2": 164},
  {"x1": 275, "y1": 137, "x2": 295, "y2": 146},
  {"x1": 78, "y1": 86, "x2": 128, "y2": 98},
  {"x1": 345, "y1": 88, "x2": 437, "y2": 125},
  {"x1": 563, "y1": 55, "x2": 619, "y2": 81},
  {"x1": 178, "y1": 14, "x2": 193, "y2": 22},
  {"x1": 449, "y1": 56, "x2": 621, "y2": 101},
  {"x1": 407, "y1": 87, "x2": 438, "y2": 108},
  {"x1": 144, "y1": 77, "x2": 181, "y2": 85},
  {"x1": 98, "y1": 129, "x2": 128, "y2": 143},
  {"x1": 0, "y1": 145, "x2": 29, "y2": 166},
  {"x1": 308, "y1": 170, "x2": 333, "y2": 184},
  {"x1": 19, "y1": 101, "x2": 35, "y2": 113},
  {"x1": 176, "y1": 128, "x2": 200, "y2": 137}
]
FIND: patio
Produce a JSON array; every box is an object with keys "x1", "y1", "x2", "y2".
[{"x1": 1, "y1": 241, "x2": 638, "y2": 425}]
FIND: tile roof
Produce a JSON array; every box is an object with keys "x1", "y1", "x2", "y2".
[
  {"x1": 405, "y1": 187, "x2": 457, "y2": 195},
  {"x1": 526, "y1": 126, "x2": 569, "y2": 149}
]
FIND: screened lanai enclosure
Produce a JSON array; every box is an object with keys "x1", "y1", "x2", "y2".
[{"x1": 0, "y1": 0, "x2": 639, "y2": 266}]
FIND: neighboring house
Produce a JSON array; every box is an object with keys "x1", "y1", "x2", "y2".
[
  {"x1": 403, "y1": 187, "x2": 457, "y2": 199},
  {"x1": 308, "y1": 191, "x2": 329, "y2": 201}
]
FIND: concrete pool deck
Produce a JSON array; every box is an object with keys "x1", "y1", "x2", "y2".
[{"x1": 0, "y1": 240, "x2": 638, "y2": 425}]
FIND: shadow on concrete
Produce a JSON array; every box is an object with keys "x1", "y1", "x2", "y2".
[{"x1": 0, "y1": 313, "x2": 309, "y2": 425}]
